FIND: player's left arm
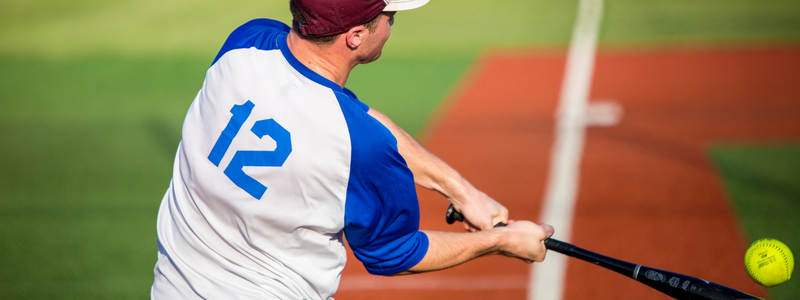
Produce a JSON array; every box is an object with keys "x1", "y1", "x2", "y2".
[
  {"x1": 394, "y1": 221, "x2": 554, "y2": 275},
  {"x1": 368, "y1": 108, "x2": 508, "y2": 231}
]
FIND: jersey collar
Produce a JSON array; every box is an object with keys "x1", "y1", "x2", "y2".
[{"x1": 278, "y1": 33, "x2": 344, "y2": 92}]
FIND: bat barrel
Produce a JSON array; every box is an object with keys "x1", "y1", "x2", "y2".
[
  {"x1": 633, "y1": 265, "x2": 762, "y2": 300},
  {"x1": 445, "y1": 205, "x2": 761, "y2": 299},
  {"x1": 545, "y1": 238, "x2": 762, "y2": 300}
]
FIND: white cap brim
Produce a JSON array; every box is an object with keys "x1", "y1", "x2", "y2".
[{"x1": 383, "y1": 0, "x2": 430, "y2": 11}]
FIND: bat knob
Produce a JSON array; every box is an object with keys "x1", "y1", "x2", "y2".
[
  {"x1": 446, "y1": 204, "x2": 507, "y2": 227},
  {"x1": 445, "y1": 204, "x2": 463, "y2": 224}
]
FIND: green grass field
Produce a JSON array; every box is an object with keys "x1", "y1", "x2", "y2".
[
  {"x1": 711, "y1": 145, "x2": 800, "y2": 300},
  {"x1": 1, "y1": 0, "x2": 799, "y2": 299}
]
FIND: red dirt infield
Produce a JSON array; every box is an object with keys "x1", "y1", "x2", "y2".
[{"x1": 335, "y1": 46, "x2": 800, "y2": 299}]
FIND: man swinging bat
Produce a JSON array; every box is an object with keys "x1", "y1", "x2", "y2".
[{"x1": 150, "y1": 0, "x2": 554, "y2": 299}]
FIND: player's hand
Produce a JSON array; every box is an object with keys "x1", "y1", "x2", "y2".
[
  {"x1": 497, "y1": 221, "x2": 554, "y2": 263},
  {"x1": 450, "y1": 182, "x2": 508, "y2": 232}
]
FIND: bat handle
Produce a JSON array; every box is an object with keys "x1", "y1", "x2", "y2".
[
  {"x1": 446, "y1": 204, "x2": 564, "y2": 250},
  {"x1": 543, "y1": 237, "x2": 571, "y2": 252},
  {"x1": 446, "y1": 203, "x2": 509, "y2": 227},
  {"x1": 445, "y1": 205, "x2": 631, "y2": 277}
]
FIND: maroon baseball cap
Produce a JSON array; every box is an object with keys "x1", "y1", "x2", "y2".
[{"x1": 292, "y1": 0, "x2": 429, "y2": 37}]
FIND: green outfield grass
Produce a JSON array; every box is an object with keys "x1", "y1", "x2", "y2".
[
  {"x1": 712, "y1": 145, "x2": 800, "y2": 300},
  {"x1": 0, "y1": 58, "x2": 202, "y2": 299},
  {"x1": 1, "y1": 0, "x2": 800, "y2": 299}
]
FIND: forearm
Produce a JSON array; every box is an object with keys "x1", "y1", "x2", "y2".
[
  {"x1": 395, "y1": 221, "x2": 554, "y2": 275},
  {"x1": 395, "y1": 230, "x2": 502, "y2": 275}
]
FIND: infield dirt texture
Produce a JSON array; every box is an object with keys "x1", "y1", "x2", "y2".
[
  {"x1": 335, "y1": 47, "x2": 800, "y2": 300},
  {"x1": 1, "y1": 0, "x2": 800, "y2": 299}
]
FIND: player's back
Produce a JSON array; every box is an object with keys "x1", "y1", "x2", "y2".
[{"x1": 151, "y1": 19, "x2": 355, "y2": 300}]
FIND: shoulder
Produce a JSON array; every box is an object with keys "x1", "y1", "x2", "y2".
[
  {"x1": 212, "y1": 19, "x2": 291, "y2": 66},
  {"x1": 231, "y1": 19, "x2": 291, "y2": 42},
  {"x1": 341, "y1": 88, "x2": 370, "y2": 112}
]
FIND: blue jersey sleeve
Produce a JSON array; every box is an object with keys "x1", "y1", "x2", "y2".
[
  {"x1": 343, "y1": 88, "x2": 370, "y2": 112},
  {"x1": 336, "y1": 92, "x2": 428, "y2": 275},
  {"x1": 212, "y1": 19, "x2": 290, "y2": 66}
]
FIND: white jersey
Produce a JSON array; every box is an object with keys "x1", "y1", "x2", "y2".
[{"x1": 151, "y1": 19, "x2": 428, "y2": 300}]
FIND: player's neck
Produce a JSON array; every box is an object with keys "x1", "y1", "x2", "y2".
[{"x1": 287, "y1": 31, "x2": 356, "y2": 88}]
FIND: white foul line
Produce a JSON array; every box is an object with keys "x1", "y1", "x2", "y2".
[{"x1": 527, "y1": 1, "x2": 604, "y2": 300}]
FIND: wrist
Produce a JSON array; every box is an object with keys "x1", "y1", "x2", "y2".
[
  {"x1": 443, "y1": 175, "x2": 473, "y2": 206},
  {"x1": 496, "y1": 227, "x2": 510, "y2": 253},
  {"x1": 482, "y1": 227, "x2": 507, "y2": 256}
]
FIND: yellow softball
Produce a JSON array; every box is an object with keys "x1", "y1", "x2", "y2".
[{"x1": 744, "y1": 238, "x2": 794, "y2": 287}]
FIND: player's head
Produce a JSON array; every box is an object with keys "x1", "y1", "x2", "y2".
[{"x1": 290, "y1": 0, "x2": 429, "y2": 45}]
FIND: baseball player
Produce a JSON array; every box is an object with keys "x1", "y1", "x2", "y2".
[{"x1": 150, "y1": 0, "x2": 554, "y2": 299}]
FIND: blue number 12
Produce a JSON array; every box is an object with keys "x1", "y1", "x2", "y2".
[{"x1": 207, "y1": 100, "x2": 292, "y2": 199}]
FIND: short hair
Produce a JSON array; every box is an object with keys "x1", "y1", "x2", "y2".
[{"x1": 290, "y1": 1, "x2": 382, "y2": 45}]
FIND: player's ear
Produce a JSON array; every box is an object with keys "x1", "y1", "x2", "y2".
[{"x1": 345, "y1": 25, "x2": 366, "y2": 49}]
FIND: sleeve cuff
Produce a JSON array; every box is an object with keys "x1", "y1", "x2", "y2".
[{"x1": 364, "y1": 231, "x2": 429, "y2": 276}]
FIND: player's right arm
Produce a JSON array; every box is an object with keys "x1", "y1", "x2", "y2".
[
  {"x1": 393, "y1": 221, "x2": 554, "y2": 275},
  {"x1": 366, "y1": 108, "x2": 508, "y2": 232}
]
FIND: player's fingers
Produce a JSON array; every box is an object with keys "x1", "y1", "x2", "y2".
[
  {"x1": 482, "y1": 205, "x2": 507, "y2": 230},
  {"x1": 480, "y1": 219, "x2": 494, "y2": 231},
  {"x1": 470, "y1": 221, "x2": 482, "y2": 232},
  {"x1": 462, "y1": 220, "x2": 478, "y2": 232},
  {"x1": 511, "y1": 221, "x2": 551, "y2": 262},
  {"x1": 540, "y1": 223, "x2": 555, "y2": 239},
  {"x1": 492, "y1": 205, "x2": 509, "y2": 226},
  {"x1": 460, "y1": 207, "x2": 491, "y2": 231},
  {"x1": 532, "y1": 223, "x2": 554, "y2": 262},
  {"x1": 535, "y1": 251, "x2": 547, "y2": 262}
]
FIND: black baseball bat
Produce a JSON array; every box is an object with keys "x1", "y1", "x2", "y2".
[{"x1": 445, "y1": 204, "x2": 762, "y2": 300}]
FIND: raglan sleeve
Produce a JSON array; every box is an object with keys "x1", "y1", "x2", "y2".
[
  {"x1": 340, "y1": 91, "x2": 428, "y2": 275},
  {"x1": 212, "y1": 19, "x2": 291, "y2": 66},
  {"x1": 342, "y1": 88, "x2": 370, "y2": 112}
]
